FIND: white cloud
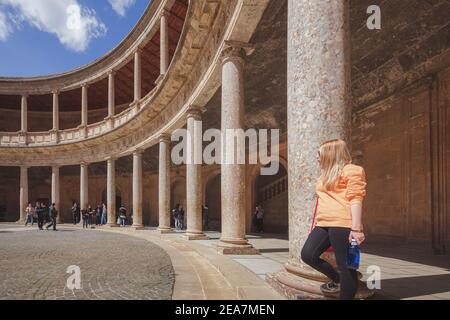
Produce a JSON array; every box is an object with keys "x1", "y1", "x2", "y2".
[
  {"x1": 0, "y1": 10, "x2": 11, "y2": 41},
  {"x1": 108, "y1": 0, "x2": 136, "y2": 17},
  {"x1": 0, "y1": 0, "x2": 107, "y2": 52}
]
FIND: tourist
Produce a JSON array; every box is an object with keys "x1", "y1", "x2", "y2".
[
  {"x1": 95, "y1": 205, "x2": 102, "y2": 226},
  {"x1": 82, "y1": 208, "x2": 89, "y2": 229},
  {"x1": 71, "y1": 202, "x2": 79, "y2": 225},
  {"x1": 87, "y1": 205, "x2": 94, "y2": 228},
  {"x1": 36, "y1": 202, "x2": 45, "y2": 231},
  {"x1": 119, "y1": 205, "x2": 127, "y2": 227},
  {"x1": 202, "y1": 204, "x2": 209, "y2": 231},
  {"x1": 254, "y1": 205, "x2": 264, "y2": 233},
  {"x1": 46, "y1": 203, "x2": 57, "y2": 231},
  {"x1": 101, "y1": 203, "x2": 107, "y2": 225},
  {"x1": 300, "y1": 139, "x2": 366, "y2": 300},
  {"x1": 172, "y1": 206, "x2": 179, "y2": 230},
  {"x1": 178, "y1": 205, "x2": 185, "y2": 230},
  {"x1": 24, "y1": 203, "x2": 33, "y2": 226}
]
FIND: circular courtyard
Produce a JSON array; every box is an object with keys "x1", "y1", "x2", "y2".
[{"x1": 0, "y1": 225, "x2": 174, "y2": 300}]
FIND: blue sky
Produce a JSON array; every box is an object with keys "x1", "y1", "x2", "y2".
[{"x1": 0, "y1": 0, "x2": 150, "y2": 77}]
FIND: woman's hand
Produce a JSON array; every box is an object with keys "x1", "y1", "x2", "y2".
[{"x1": 349, "y1": 231, "x2": 365, "y2": 245}]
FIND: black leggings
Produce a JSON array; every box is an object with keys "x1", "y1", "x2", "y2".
[{"x1": 301, "y1": 227, "x2": 358, "y2": 300}]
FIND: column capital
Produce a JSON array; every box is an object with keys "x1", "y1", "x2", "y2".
[
  {"x1": 106, "y1": 156, "x2": 117, "y2": 162},
  {"x1": 80, "y1": 162, "x2": 90, "y2": 168},
  {"x1": 134, "y1": 47, "x2": 143, "y2": 55},
  {"x1": 21, "y1": 93, "x2": 29, "y2": 99},
  {"x1": 160, "y1": 8, "x2": 170, "y2": 19},
  {"x1": 159, "y1": 133, "x2": 172, "y2": 143},
  {"x1": 221, "y1": 40, "x2": 254, "y2": 64},
  {"x1": 186, "y1": 106, "x2": 205, "y2": 120},
  {"x1": 20, "y1": 165, "x2": 30, "y2": 170},
  {"x1": 133, "y1": 148, "x2": 144, "y2": 156},
  {"x1": 51, "y1": 165, "x2": 61, "y2": 170},
  {"x1": 81, "y1": 82, "x2": 90, "y2": 89},
  {"x1": 108, "y1": 69, "x2": 116, "y2": 76}
]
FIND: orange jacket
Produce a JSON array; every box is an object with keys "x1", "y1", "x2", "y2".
[{"x1": 315, "y1": 164, "x2": 366, "y2": 228}]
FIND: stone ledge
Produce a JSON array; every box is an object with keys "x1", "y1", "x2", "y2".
[{"x1": 183, "y1": 233, "x2": 210, "y2": 240}]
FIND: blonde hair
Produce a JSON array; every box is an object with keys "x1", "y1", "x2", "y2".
[{"x1": 319, "y1": 139, "x2": 352, "y2": 190}]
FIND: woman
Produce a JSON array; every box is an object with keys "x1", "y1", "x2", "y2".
[
  {"x1": 24, "y1": 203, "x2": 33, "y2": 226},
  {"x1": 300, "y1": 139, "x2": 366, "y2": 300}
]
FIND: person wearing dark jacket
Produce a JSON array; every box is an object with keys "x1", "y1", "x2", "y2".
[
  {"x1": 46, "y1": 203, "x2": 58, "y2": 231},
  {"x1": 36, "y1": 202, "x2": 45, "y2": 230}
]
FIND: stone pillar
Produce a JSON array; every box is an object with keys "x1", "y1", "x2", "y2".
[
  {"x1": 217, "y1": 42, "x2": 258, "y2": 254},
  {"x1": 160, "y1": 9, "x2": 169, "y2": 76},
  {"x1": 21, "y1": 95, "x2": 28, "y2": 133},
  {"x1": 106, "y1": 157, "x2": 118, "y2": 227},
  {"x1": 81, "y1": 84, "x2": 88, "y2": 126},
  {"x1": 185, "y1": 110, "x2": 208, "y2": 240},
  {"x1": 80, "y1": 163, "x2": 89, "y2": 212},
  {"x1": 134, "y1": 49, "x2": 142, "y2": 102},
  {"x1": 52, "y1": 91, "x2": 59, "y2": 131},
  {"x1": 157, "y1": 134, "x2": 172, "y2": 233},
  {"x1": 52, "y1": 91, "x2": 60, "y2": 143},
  {"x1": 51, "y1": 166, "x2": 61, "y2": 223},
  {"x1": 19, "y1": 166, "x2": 28, "y2": 223},
  {"x1": 267, "y1": 0, "x2": 372, "y2": 299},
  {"x1": 106, "y1": 71, "x2": 116, "y2": 129},
  {"x1": 132, "y1": 150, "x2": 144, "y2": 229}
]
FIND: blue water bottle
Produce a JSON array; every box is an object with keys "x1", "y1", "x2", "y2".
[{"x1": 347, "y1": 239, "x2": 360, "y2": 270}]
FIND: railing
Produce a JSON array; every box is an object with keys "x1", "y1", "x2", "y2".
[
  {"x1": 0, "y1": 102, "x2": 136, "y2": 146},
  {"x1": 258, "y1": 176, "x2": 288, "y2": 203}
]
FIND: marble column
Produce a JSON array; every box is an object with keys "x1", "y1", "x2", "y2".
[
  {"x1": 217, "y1": 42, "x2": 258, "y2": 254},
  {"x1": 106, "y1": 157, "x2": 118, "y2": 227},
  {"x1": 107, "y1": 71, "x2": 115, "y2": 128},
  {"x1": 132, "y1": 150, "x2": 144, "y2": 229},
  {"x1": 81, "y1": 84, "x2": 88, "y2": 126},
  {"x1": 52, "y1": 91, "x2": 59, "y2": 143},
  {"x1": 267, "y1": 0, "x2": 372, "y2": 299},
  {"x1": 160, "y1": 9, "x2": 169, "y2": 76},
  {"x1": 21, "y1": 95, "x2": 28, "y2": 133},
  {"x1": 19, "y1": 166, "x2": 28, "y2": 223},
  {"x1": 52, "y1": 91, "x2": 59, "y2": 131},
  {"x1": 80, "y1": 163, "x2": 89, "y2": 213},
  {"x1": 185, "y1": 110, "x2": 208, "y2": 240},
  {"x1": 51, "y1": 166, "x2": 61, "y2": 223},
  {"x1": 157, "y1": 134, "x2": 172, "y2": 233},
  {"x1": 134, "y1": 49, "x2": 142, "y2": 103}
]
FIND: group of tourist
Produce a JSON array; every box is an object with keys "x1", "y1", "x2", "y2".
[
  {"x1": 24, "y1": 202, "x2": 58, "y2": 231},
  {"x1": 171, "y1": 204, "x2": 210, "y2": 231},
  {"x1": 71, "y1": 202, "x2": 108, "y2": 229}
]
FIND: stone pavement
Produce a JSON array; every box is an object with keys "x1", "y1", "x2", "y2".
[
  {"x1": 0, "y1": 224, "x2": 174, "y2": 300},
  {"x1": 1, "y1": 223, "x2": 448, "y2": 300}
]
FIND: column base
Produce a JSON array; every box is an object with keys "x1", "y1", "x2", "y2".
[
  {"x1": 132, "y1": 224, "x2": 145, "y2": 230},
  {"x1": 183, "y1": 232, "x2": 209, "y2": 241},
  {"x1": 105, "y1": 223, "x2": 119, "y2": 228},
  {"x1": 267, "y1": 255, "x2": 374, "y2": 300},
  {"x1": 157, "y1": 227, "x2": 174, "y2": 234},
  {"x1": 216, "y1": 241, "x2": 259, "y2": 255}
]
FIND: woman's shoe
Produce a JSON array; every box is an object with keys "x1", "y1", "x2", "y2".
[{"x1": 320, "y1": 281, "x2": 340, "y2": 297}]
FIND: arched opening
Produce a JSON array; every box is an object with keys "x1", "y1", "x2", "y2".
[
  {"x1": 254, "y1": 162, "x2": 288, "y2": 234},
  {"x1": 205, "y1": 174, "x2": 221, "y2": 231},
  {"x1": 171, "y1": 178, "x2": 186, "y2": 228}
]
